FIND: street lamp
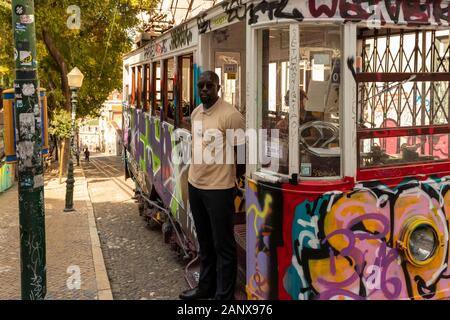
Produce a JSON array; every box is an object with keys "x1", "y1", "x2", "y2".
[{"x1": 64, "y1": 67, "x2": 84, "y2": 212}]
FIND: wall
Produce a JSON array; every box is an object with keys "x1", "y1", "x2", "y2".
[{"x1": 247, "y1": 175, "x2": 450, "y2": 300}]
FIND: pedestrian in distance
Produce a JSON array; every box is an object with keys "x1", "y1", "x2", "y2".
[
  {"x1": 76, "y1": 148, "x2": 80, "y2": 166},
  {"x1": 179, "y1": 71, "x2": 245, "y2": 301}
]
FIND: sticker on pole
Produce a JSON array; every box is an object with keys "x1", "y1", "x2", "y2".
[
  {"x1": 20, "y1": 15, "x2": 34, "y2": 24},
  {"x1": 15, "y1": 5, "x2": 25, "y2": 15},
  {"x1": 15, "y1": 23, "x2": 26, "y2": 33},
  {"x1": 19, "y1": 51, "x2": 32, "y2": 66},
  {"x1": 22, "y1": 83, "x2": 36, "y2": 96}
]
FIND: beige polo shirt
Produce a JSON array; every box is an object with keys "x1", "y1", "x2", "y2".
[{"x1": 188, "y1": 98, "x2": 245, "y2": 190}]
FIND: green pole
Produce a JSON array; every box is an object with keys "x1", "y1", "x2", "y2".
[{"x1": 12, "y1": 0, "x2": 46, "y2": 300}]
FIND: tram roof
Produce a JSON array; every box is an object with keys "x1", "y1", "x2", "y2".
[{"x1": 124, "y1": 0, "x2": 450, "y2": 60}]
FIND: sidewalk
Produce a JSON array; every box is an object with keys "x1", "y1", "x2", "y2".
[{"x1": 0, "y1": 163, "x2": 112, "y2": 300}]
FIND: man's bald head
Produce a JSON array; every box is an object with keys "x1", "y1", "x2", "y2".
[
  {"x1": 199, "y1": 71, "x2": 220, "y2": 85},
  {"x1": 198, "y1": 71, "x2": 221, "y2": 109}
]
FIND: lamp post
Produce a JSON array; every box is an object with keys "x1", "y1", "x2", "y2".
[{"x1": 64, "y1": 67, "x2": 84, "y2": 212}]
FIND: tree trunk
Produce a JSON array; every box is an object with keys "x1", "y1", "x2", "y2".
[
  {"x1": 43, "y1": 29, "x2": 72, "y2": 179},
  {"x1": 42, "y1": 29, "x2": 71, "y2": 112},
  {"x1": 58, "y1": 138, "x2": 70, "y2": 184}
]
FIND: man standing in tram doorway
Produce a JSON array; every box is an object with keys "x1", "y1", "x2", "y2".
[{"x1": 180, "y1": 71, "x2": 245, "y2": 300}]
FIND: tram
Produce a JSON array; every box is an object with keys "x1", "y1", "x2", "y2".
[{"x1": 123, "y1": 0, "x2": 450, "y2": 300}]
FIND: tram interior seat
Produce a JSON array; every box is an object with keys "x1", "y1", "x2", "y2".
[{"x1": 361, "y1": 142, "x2": 439, "y2": 168}]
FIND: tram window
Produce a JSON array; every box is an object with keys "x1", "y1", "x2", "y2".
[
  {"x1": 125, "y1": 84, "x2": 130, "y2": 104},
  {"x1": 179, "y1": 55, "x2": 194, "y2": 128},
  {"x1": 259, "y1": 27, "x2": 290, "y2": 175},
  {"x1": 152, "y1": 61, "x2": 161, "y2": 114},
  {"x1": 297, "y1": 26, "x2": 342, "y2": 177},
  {"x1": 357, "y1": 28, "x2": 450, "y2": 170},
  {"x1": 131, "y1": 66, "x2": 136, "y2": 106},
  {"x1": 164, "y1": 58, "x2": 175, "y2": 122},
  {"x1": 360, "y1": 133, "x2": 450, "y2": 168},
  {"x1": 142, "y1": 64, "x2": 150, "y2": 112},
  {"x1": 137, "y1": 66, "x2": 142, "y2": 109},
  {"x1": 358, "y1": 30, "x2": 450, "y2": 130}
]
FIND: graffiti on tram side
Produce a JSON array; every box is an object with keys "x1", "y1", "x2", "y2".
[
  {"x1": 123, "y1": 105, "x2": 196, "y2": 240},
  {"x1": 246, "y1": 176, "x2": 450, "y2": 300},
  {"x1": 142, "y1": 26, "x2": 197, "y2": 60},
  {"x1": 170, "y1": 25, "x2": 193, "y2": 51},
  {"x1": 0, "y1": 163, "x2": 14, "y2": 193},
  {"x1": 193, "y1": 64, "x2": 203, "y2": 106},
  {"x1": 246, "y1": 180, "x2": 283, "y2": 300},
  {"x1": 198, "y1": 0, "x2": 450, "y2": 33}
]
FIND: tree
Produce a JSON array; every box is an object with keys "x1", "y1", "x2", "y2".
[
  {"x1": 0, "y1": 0, "x2": 156, "y2": 176},
  {"x1": 48, "y1": 109, "x2": 72, "y2": 182},
  {"x1": 0, "y1": 0, "x2": 14, "y2": 87}
]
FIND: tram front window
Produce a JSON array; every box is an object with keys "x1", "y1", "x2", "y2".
[
  {"x1": 260, "y1": 27, "x2": 290, "y2": 175},
  {"x1": 297, "y1": 26, "x2": 341, "y2": 177},
  {"x1": 259, "y1": 26, "x2": 342, "y2": 177}
]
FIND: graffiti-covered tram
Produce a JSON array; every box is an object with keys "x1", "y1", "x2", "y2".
[{"x1": 123, "y1": 0, "x2": 450, "y2": 300}]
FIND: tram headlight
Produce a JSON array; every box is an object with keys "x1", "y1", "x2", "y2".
[{"x1": 398, "y1": 218, "x2": 440, "y2": 266}]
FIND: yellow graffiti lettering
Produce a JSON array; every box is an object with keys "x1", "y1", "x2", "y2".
[{"x1": 247, "y1": 194, "x2": 272, "y2": 236}]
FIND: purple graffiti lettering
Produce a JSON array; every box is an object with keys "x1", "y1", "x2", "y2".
[
  {"x1": 349, "y1": 213, "x2": 390, "y2": 240},
  {"x1": 317, "y1": 267, "x2": 360, "y2": 288},
  {"x1": 319, "y1": 212, "x2": 402, "y2": 299},
  {"x1": 318, "y1": 288, "x2": 364, "y2": 300},
  {"x1": 376, "y1": 242, "x2": 402, "y2": 299},
  {"x1": 323, "y1": 228, "x2": 355, "y2": 257},
  {"x1": 329, "y1": 247, "x2": 336, "y2": 275}
]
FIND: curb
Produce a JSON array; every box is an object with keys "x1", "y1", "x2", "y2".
[{"x1": 78, "y1": 165, "x2": 114, "y2": 300}]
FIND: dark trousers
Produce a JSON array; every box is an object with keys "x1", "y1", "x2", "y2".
[{"x1": 188, "y1": 183, "x2": 237, "y2": 300}]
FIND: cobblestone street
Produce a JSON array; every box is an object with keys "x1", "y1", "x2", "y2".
[
  {"x1": 0, "y1": 163, "x2": 111, "y2": 300},
  {"x1": 83, "y1": 154, "x2": 189, "y2": 300}
]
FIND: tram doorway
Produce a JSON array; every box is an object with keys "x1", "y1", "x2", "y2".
[{"x1": 208, "y1": 20, "x2": 246, "y2": 113}]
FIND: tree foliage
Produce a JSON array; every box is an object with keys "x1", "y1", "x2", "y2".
[
  {"x1": 48, "y1": 108, "x2": 72, "y2": 139},
  {"x1": 0, "y1": 0, "x2": 156, "y2": 118}
]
